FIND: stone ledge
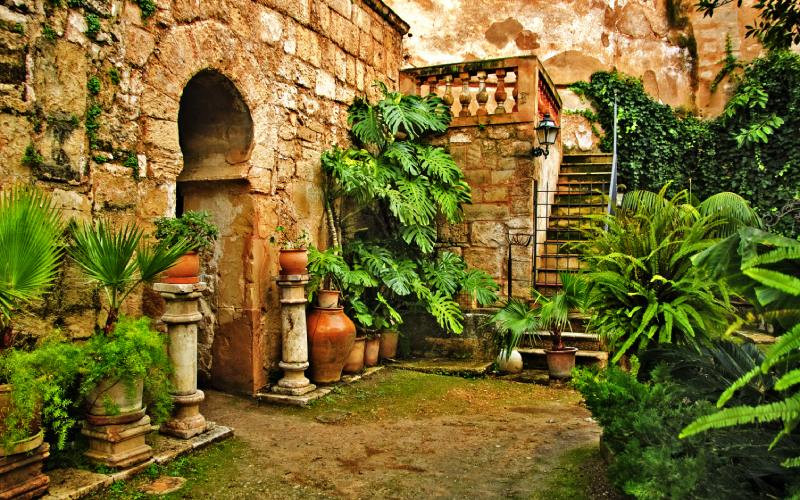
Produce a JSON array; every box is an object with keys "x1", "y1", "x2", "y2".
[
  {"x1": 255, "y1": 366, "x2": 384, "y2": 407},
  {"x1": 391, "y1": 358, "x2": 493, "y2": 377},
  {"x1": 42, "y1": 423, "x2": 233, "y2": 500}
]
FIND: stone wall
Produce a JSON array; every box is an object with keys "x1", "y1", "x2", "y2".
[
  {"x1": 386, "y1": 0, "x2": 765, "y2": 116},
  {"x1": 0, "y1": 0, "x2": 406, "y2": 395}
]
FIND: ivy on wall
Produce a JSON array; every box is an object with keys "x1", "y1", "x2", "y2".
[{"x1": 570, "y1": 50, "x2": 800, "y2": 238}]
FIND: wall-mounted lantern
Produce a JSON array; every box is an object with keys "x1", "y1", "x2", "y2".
[{"x1": 531, "y1": 113, "x2": 559, "y2": 158}]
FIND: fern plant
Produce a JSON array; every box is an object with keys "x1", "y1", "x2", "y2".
[
  {"x1": 318, "y1": 82, "x2": 498, "y2": 334},
  {"x1": 579, "y1": 186, "x2": 758, "y2": 363},
  {"x1": 680, "y1": 228, "x2": 800, "y2": 468}
]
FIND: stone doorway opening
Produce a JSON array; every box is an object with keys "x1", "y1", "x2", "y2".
[{"x1": 176, "y1": 69, "x2": 257, "y2": 392}]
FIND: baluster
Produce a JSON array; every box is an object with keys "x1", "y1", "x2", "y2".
[
  {"x1": 442, "y1": 74, "x2": 454, "y2": 115},
  {"x1": 475, "y1": 71, "x2": 488, "y2": 116},
  {"x1": 458, "y1": 72, "x2": 471, "y2": 117},
  {"x1": 511, "y1": 71, "x2": 519, "y2": 113},
  {"x1": 494, "y1": 69, "x2": 507, "y2": 114},
  {"x1": 426, "y1": 76, "x2": 439, "y2": 97}
]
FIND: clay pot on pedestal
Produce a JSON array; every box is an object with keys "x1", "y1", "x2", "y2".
[
  {"x1": 0, "y1": 384, "x2": 50, "y2": 498},
  {"x1": 86, "y1": 377, "x2": 144, "y2": 417},
  {"x1": 307, "y1": 307, "x2": 356, "y2": 384},
  {"x1": 342, "y1": 336, "x2": 366, "y2": 374},
  {"x1": 317, "y1": 290, "x2": 340, "y2": 308},
  {"x1": 545, "y1": 347, "x2": 578, "y2": 379},
  {"x1": 379, "y1": 330, "x2": 399, "y2": 360},
  {"x1": 364, "y1": 334, "x2": 381, "y2": 367},
  {"x1": 163, "y1": 252, "x2": 200, "y2": 284},
  {"x1": 279, "y1": 249, "x2": 308, "y2": 276},
  {"x1": 496, "y1": 349, "x2": 523, "y2": 374}
]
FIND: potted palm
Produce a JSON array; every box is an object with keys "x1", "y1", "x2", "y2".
[
  {"x1": 270, "y1": 226, "x2": 310, "y2": 276},
  {"x1": 489, "y1": 299, "x2": 535, "y2": 374},
  {"x1": 69, "y1": 221, "x2": 190, "y2": 424},
  {"x1": 154, "y1": 211, "x2": 218, "y2": 284},
  {"x1": 491, "y1": 273, "x2": 588, "y2": 379},
  {"x1": 0, "y1": 186, "x2": 65, "y2": 497}
]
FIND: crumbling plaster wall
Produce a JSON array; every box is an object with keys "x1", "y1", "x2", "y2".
[
  {"x1": 387, "y1": 0, "x2": 764, "y2": 119},
  {"x1": 0, "y1": 0, "x2": 405, "y2": 394}
]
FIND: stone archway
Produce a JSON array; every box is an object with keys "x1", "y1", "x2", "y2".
[{"x1": 175, "y1": 69, "x2": 258, "y2": 393}]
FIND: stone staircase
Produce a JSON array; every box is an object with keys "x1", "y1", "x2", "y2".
[{"x1": 535, "y1": 152, "x2": 613, "y2": 292}]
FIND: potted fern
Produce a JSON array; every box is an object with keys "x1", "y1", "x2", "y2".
[
  {"x1": 154, "y1": 211, "x2": 218, "y2": 284},
  {"x1": 69, "y1": 220, "x2": 190, "y2": 423},
  {"x1": 0, "y1": 187, "x2": 73, "y2": 496}
]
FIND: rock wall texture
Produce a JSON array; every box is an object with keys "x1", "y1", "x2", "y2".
[
  {"x1": 0, "y1": 0, "x2": 405, "y2": 394},
  {"x1": 387, "y1": 0, "x2": 764, "y2": 116}
]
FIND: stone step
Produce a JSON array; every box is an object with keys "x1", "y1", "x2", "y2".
[
  {"x1": 557, "y1": 180, "x2": 611, "y2": 192},
  {"x1": 551, "y1": 204, "x2": 607, "y2": 217},
  {"x1": 523, "y1": 330, "x2": 601, "y2": 350},
  {"x1": 733, "y1": 330, "x2": 777, "y2": 346},
  {"x1": 518, "y1": 348, "x2": 608, "y2": 369},
  {"x1": 559, "y1": 172, "x2": 613, "y2": 183},
  {"x1": 554, "y1": 192, "x2": 607, "y2": 205},
  {"x1": 539, "y1": 240, "x2": 583, "y2": 255},
  {"x1": 391, "y1": 359, "x2": 494, "y2": 377},
  {"x1": 546, "y1": 227, "x2": 586, "y2": 240},
  {"x1": 547, "y1": 215, "x2": 602, "y2": 229},
  {"x1": 562, "y1": 153, "x2": 614, "y2": 164},
  {"x1": 560, "y1": 162, "x2": 613, "y2": 173},
  {"x1": 539, "y1": 253, "x2": 582, "y2": 269},
  {"x1": 535, "y1": 268, "x2": 584, "y2": 287}
]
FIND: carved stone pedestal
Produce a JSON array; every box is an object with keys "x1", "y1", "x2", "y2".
[
  {"x1": 81, "y1": 413, "x2": 152, "y2": 468},
  {"x1": 0, "y1": 443, "x2": 49, "y2": 499},
  {"x1": 153, "y1": 282, "x2": 207, "y2": 439},
  {"x1": 272, "y1": 275, "x2": 316, "y2": 396}
]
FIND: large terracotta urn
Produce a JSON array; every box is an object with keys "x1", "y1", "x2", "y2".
[{"x1": 307, "y1": 306, "x2": 356, "y2": 384}]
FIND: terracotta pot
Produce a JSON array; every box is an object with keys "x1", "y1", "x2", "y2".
[
  {"x1": 496, "y1": 349, "x2": 523, "y2": 374},
  {"x1": 364, "y1": 335, "x2": 380, "y2": 367},
  {"x1": 307, "y1": 306, "x2": 356, "y2": 384},
  {"x1": 0, "y1": 384, "x2": 44, "y2": 457},
  {"x1": 278, "y1": 249, "x2": 308, "y2": 275},
  {"x1": 342, "y1": 337, "x2": 366, "y2": 374},
  {"x1": 546, "y1": 347, "x2": 578, "y2": 379},
  {"x1": 163, "y1": 252, "x2": 200, "y2": 284},
  {"x1": 86, "y1": 377, "x2": 144, "y2": 416},
  {"x1": 379, "y1": 330, "x2": 399, "y2": 360},
  {"x1": 317, "y1": 289, "x2": 340, "y2": 308}
]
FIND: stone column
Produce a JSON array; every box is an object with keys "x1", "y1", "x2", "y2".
[
  {"x1": 272, "y1": 275, "x2": 316, "y2": 395},
  {"x1": 154, "y1": 282, "x2": 207, "y2": 439}
]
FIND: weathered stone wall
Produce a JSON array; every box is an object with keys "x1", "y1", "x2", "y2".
[
  {"x1": 386, "y1": 0, "x2": 765, "y2": 116},
  {"x1": 0, "y1": 0, "x2": 406, "y2": 394},
  {"x1": 432, "y1": 123, "x2": 560, "y2": 300}
]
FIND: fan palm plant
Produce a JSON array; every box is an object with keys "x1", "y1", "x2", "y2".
[
  {"x1": 0, "y1": 187, "x2": 64, "y2": 348},
  {"x1": 69, "y1": 220, "x2": 191, "y2": 334}
]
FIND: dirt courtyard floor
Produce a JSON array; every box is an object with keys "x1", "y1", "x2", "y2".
[{"x1": 98, "y1": 369, "x2": 620, "y2": 499}]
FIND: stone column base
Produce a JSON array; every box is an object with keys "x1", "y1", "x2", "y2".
[
  {"x1": 81, "y1": 415, "x2": 153, "y2": 468},
  {"x1": 0, "y1": 442, "x2": 49, "y2": 499},
  {"x1": 273, "y1": 361, "x2": 316, "y2": 396},
  {"x1": 161, "y1": 390, "x2": 207, "y2": 439}
]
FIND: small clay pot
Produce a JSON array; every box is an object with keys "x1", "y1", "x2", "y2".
[
  {"x1": 545, "y1": 347, "x2": 578, "y2": 379},
  {"x1": 307, "y1": 306, "x2": 356, "y2": 383},
  {"x1": 379, "y1": 330, "x2": 399, "y2": 360},
  {"x1": 317, "y1": 290, "x2": 340, "y2": 308},
  {"x1": 278, "y1": 249, "x2": 308, "y2": 275},
  {"x1": 163, "y1": 252, "x2": 200, "y2": 284},
  {"x1": 342, "y1": 337, "x2": 366, "y2": 374},
  {"x1": 364, "y1": 335, "x2": 381, "y2": 367}
]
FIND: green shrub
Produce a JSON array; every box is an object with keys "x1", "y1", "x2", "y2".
[
  {"x1": 87, "y1": 76, "x2": 101, "y2": 95},
  {"x1": 578, "y1": 187, "x2": 757, "y2": 362},
  {"x1": 573, "y1": 364, "x2": 799, "y2": 498},
  {"x1": 79, "y1": 316, "x2": 173, "y2": 424},
  {"x1": 154, "y1": 211, "x2": 219, "y2": 253},
  {"x1": 84, "y1": 14, "x2": 100, "y2": 39},
  {"x1": 0, "y1": 339, "x2": 82, "y2": 450}
]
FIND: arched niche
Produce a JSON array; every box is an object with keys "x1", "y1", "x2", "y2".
[{"x1": 177, "y1": 69, "x2": 254, "y2": 183}]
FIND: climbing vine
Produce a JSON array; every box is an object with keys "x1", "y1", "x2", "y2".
[{"x1": 570, "y1": 50, "x2": 800, "y2": 238}]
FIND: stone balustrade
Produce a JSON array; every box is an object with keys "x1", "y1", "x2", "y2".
[{"x1": 399, "y1": 56, "x2": 561, "y2": 128}]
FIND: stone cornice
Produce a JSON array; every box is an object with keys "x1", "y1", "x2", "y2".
[{"x1": 362, "y1": 0, "x2": 410, "y2": 35}]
